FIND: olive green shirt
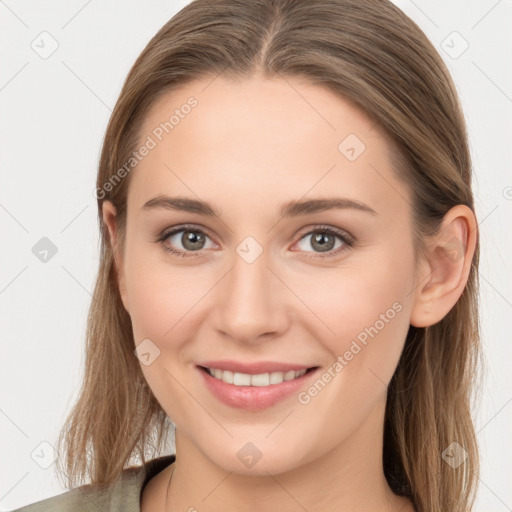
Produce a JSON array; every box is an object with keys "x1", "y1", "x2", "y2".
[{"x1": 8, "y1": 454, "x2": 176, "y2": 512}]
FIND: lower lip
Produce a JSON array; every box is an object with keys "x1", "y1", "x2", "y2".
[{"x1": 197, "y1": 366, "x2": 318, "y2": 411}]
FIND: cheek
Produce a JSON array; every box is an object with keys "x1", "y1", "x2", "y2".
[
  {"x1": 291, "y1": 252, "x2": 414, "y2": 441},
  {"x1": 124, "y1": 245, "x2": 214, "y2": 349},
  {"x1": 127, "y1": 274, "x2": 196, "y2": 343},
  {"x1": 309, "y1": 244, "x2": 415, "y2": 373}
]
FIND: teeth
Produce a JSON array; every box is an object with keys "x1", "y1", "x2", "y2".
[
  {"x1": 233, "y1": 372, "x2": 251, "y2": 386},
  {"x1": 207, "y1": 367, "x2": 307, "y2": 386}
]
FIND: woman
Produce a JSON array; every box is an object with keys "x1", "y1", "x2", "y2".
[{"x1": 11, "y1": 0, "x2": 481, "y2": 511}]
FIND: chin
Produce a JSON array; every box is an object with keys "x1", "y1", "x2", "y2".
[{"x1": 198, "y1": 437, "x2": 310, "y2": 476}]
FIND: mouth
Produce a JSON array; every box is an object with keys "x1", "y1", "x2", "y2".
[
  {"x1": 196, "y1": 363, "x2": 319, "y2": 410},
  {"x1": 199, "y1": 366, "x2": 315, "y2": 386}
]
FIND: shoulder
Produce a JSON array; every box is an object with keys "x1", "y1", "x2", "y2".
[
  {"x1": 7, "y1": 484, "x2": 113, "y2": 512},
  {"x1": 8, "y1": 455, "x2": 176, "y2": 512}
]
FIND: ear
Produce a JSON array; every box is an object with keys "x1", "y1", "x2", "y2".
[
  {"x1": 410, "y1": 205, "x2": 477, "y2": 328},
  {"x1": 102, "y1": 200, "x2": 130, "y2": 313}
]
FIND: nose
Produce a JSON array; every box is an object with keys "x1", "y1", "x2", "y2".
[{"x1": 211, "y1": 247, "x2": 289, "y2": 345}]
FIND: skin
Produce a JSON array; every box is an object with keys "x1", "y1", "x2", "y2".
[{"x1": 102, "y1": 74, "x2": 477, "y2": 511}]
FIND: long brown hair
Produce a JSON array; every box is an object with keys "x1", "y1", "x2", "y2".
[{"x1": 55, "y1": 1, "x2": 482, "y2": 510}]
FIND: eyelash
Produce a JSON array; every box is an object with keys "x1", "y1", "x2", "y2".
[{"x1": 155, "y1": 224, "x2": 355, "y2": 260}]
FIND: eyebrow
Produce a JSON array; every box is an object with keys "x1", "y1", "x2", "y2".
[{"x1": 141, "y1": 194, "x2": 377, "y2": 218}]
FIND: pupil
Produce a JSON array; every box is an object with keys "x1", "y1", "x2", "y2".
[
  {"x1": 184, "y1": 231, "x2": 204, "y2": 250},
  {"x1": 313, "y1": 233, "x2": 334, "y2": 252}
]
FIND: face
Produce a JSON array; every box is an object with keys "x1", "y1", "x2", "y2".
[{"x1": 104, "y1": 75, "x2": 421, "y2": 475}]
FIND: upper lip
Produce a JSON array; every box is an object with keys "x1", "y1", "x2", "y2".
[{"x1": 198, "y1": 360, "x2": 316, "y2": 374}]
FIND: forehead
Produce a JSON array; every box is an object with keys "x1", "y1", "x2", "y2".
[{"x1": 128, "y1": 74, "x2": 410, "y2": 220}]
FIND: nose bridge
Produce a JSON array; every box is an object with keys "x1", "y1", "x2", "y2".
[
  {"x1": 214, "y1": 240, "x2": 287, "y2": 342},
  {"x1": 231, "y1": 248, "x2": 270, "y2": 304}
]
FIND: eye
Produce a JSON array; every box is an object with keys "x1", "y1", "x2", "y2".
[
  {"x1": 157, "y1": 225, "x2": 216, "y2": 258},
  {"x1": 294, "y1": 225, "x2": 354, "y2": 260},
  {"x1": 156, "y1": 224, "x2": 354, "y2": 260}
]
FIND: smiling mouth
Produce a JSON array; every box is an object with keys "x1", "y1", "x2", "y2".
[{"x1": 199, "y1": 366, "x2": 317, "y2": 387}]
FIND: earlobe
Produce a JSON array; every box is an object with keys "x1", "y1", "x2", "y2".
[
  {"x1": 101, "y1": 201, "x2": 130, "y2": 313},
  {"x1": 410, "y1": 205, "x2": 477, "y2": 328}
]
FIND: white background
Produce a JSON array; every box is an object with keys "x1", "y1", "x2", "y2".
[{"x1": 0, "y1": 1, "x2": 511, "y2": 510}]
